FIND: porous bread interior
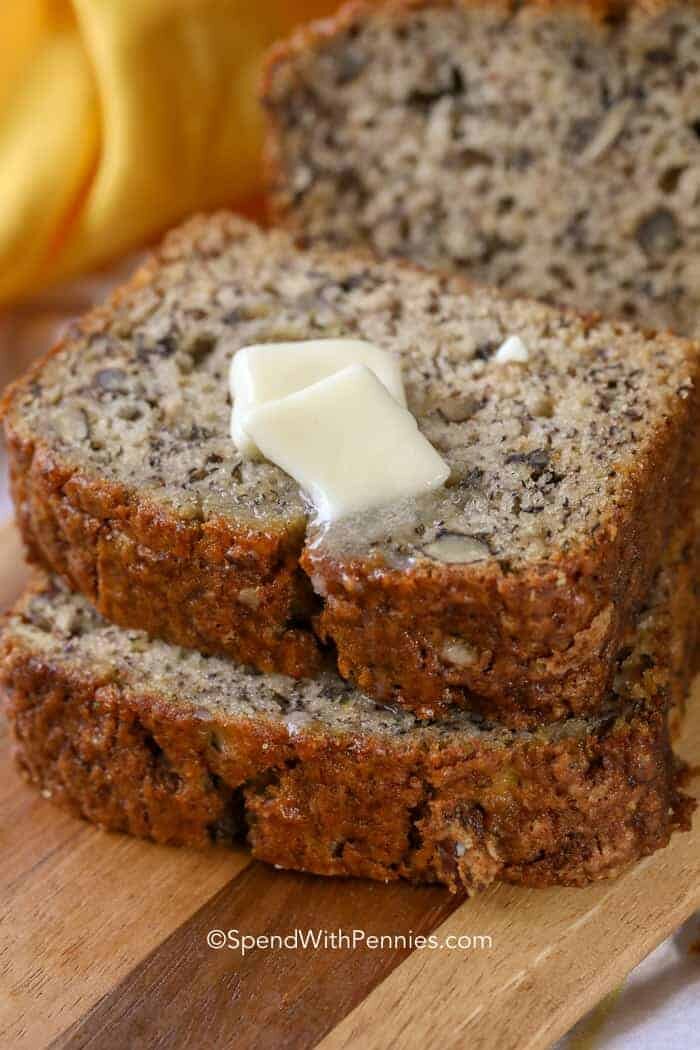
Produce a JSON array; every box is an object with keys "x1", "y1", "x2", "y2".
[
  {"x1": 266, "y1": 1, "x2": 700, "y2": 335},
  {"x1": 4, "y1": 575, "x2": 664, "y2": 744},
  {"x1": 10, "y1": 217, "x2": 695, "y2": 567}
]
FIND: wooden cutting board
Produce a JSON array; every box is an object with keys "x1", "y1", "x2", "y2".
[{"x1": 0, "y1": 516, "x2": 699, "y2": 1050}]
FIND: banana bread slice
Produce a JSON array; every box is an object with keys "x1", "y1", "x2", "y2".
[
  {"x1": 0, "y1": 568, "x2": 695, "y2": 893},
  {"x1": 264, "y1": 0, "x2": 700, "y2": 336},
  {"x1": 3, "y1": 213, "x2": 700, "y2": 725}
]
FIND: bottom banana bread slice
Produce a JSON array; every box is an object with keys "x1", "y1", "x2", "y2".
[{"x1": 0, "y1": 572, "x2": 695, "y2": 893}]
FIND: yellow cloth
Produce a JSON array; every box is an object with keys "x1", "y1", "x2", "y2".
[{"x1": 0, "y1": 1, "x2": 336, "y2": 304}]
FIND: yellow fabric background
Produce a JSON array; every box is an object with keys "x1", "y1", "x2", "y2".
[{"x1": 0, "y1": 1, "x2": 336, "y2": 304}]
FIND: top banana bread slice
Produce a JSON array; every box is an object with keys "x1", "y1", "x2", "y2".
[
  {"x1": 263, "y1": 0, "x2": 700, "y2": 336},
  {"x1": 3, "y1": 213, "x2": 700, "y2": 725}
]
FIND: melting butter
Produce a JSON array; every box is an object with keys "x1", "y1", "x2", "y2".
[
  {"x1": 243, "y1": 364, "x2": 449, "y2": 523},
  {"x1": 230, "y1": 338, "x2": 405, "y2": 458}
]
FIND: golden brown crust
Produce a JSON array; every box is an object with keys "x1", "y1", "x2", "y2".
[
  {"x1": 4, "y1": 422, "x2": 321, "y2": 677},
  {"x1": 306, "y1": 407, "x2": 700, "y2": 725},
  {"x1": 1, "y1": 605, "x2": 693, "y2": 892}
]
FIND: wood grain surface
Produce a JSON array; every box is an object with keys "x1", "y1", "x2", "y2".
[
  {"x1": 55, "y1": 867, "x2": 462, "y2": 1050},
  {"x1": 1, "y1": 294, "x2": 699, "y2": 1050}
]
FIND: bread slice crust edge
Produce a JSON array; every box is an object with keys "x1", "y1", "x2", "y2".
[{"x1": 1, "y1": 571, "x2": 695, "y2": 893}]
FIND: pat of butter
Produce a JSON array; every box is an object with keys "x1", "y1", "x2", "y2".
[
  {"x1": 494, "y1": 335, "x2": 529, "y2": 364},
  {"x1": 243, "y1": 364, "x2": 450, "y2": 523},
  {"x1": 230, "y1": 338, "x2": 405, "y2": 458}
]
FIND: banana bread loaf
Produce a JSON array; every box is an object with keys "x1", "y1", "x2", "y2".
[
  {"x1": 0, "y1": 567, "x2": 694, "y2": 893},
  {"x1": 264, "y1": 0, "x2": 700, "y2": 335},
  {"x1": 3, "y1": 214, "x2": 699, "y2": 725}
]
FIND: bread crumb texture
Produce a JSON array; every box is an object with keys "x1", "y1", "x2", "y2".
[
  {"x1": 264, "y1": 0, "x2": 700, "y2": 335},
  {"x1": 3, "y1": 214, "x2": 699, "y2": 725}
]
